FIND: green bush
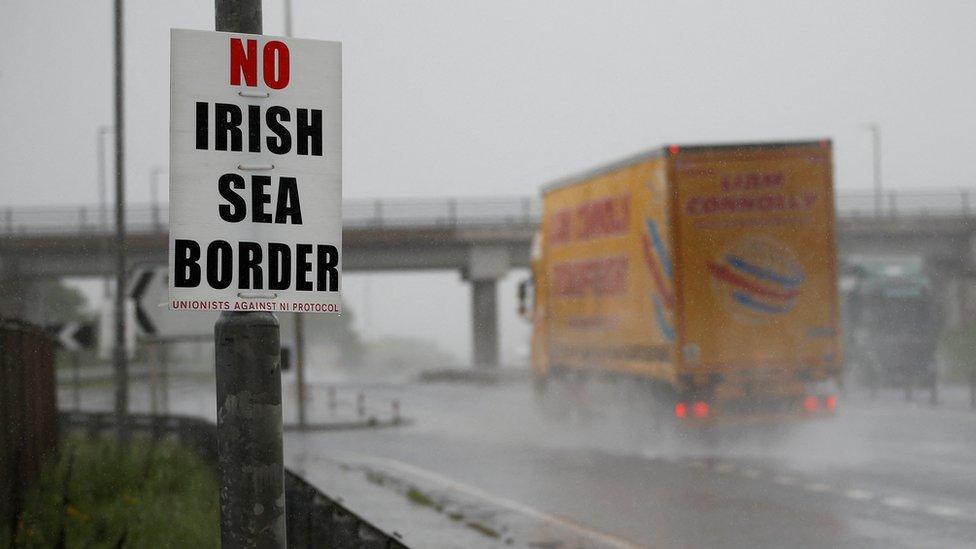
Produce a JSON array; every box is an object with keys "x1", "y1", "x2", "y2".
[{"x1": 7, "y1": 435, "x2": 218, "y2": 548}]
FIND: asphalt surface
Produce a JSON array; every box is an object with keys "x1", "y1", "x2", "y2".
[{"x1": 62, "y1": 370, "x2": 976, "y2": 548}]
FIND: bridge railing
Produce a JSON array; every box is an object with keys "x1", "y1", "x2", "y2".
[
  {"x1": 1, "y1": 189, "x2": 973, "y2": 235},
  {"x1": 836, "y1": 189, "x2": 975, "y2": 218},
  {"x1": 0, "y1": 197, "x2": 542, "y2": 235},
  {"x1": 342, "y1": 196, "x2": 540, "y2": 228}
]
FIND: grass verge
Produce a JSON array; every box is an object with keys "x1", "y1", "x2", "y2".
[
  {"x1": 4, "y1": 435, "x2": 218, "y2": 548},
  {"x1": 353, "y1": 464, "x2": 505, "y2": 541}
]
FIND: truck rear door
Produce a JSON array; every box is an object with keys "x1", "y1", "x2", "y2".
[{"x1": 668, "y1": 142, "x2": 840, "y2": 384}]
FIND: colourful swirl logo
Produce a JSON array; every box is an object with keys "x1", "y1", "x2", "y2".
[
  {"x1": 707, "y1": 237, "x2": 804, "y2": 322},
  {"x1": 641, "y1": 219, "x2": 675, "y2": 341}
]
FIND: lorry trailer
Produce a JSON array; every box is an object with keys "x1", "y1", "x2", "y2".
[{"x1": 520, "y1": 140, "x2": 842, "y2": 424}]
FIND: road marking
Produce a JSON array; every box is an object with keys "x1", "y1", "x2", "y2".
[
  {"x1": 643, "y1": 452, "x2": 973, "y2": 525},
  {"x1": 857, "y1": 406, "x2": 976, "y2": 425},
  {"x1": 844, "y1": 489, "x2": 874, "y2": 501},
  {"x1": 804, "y1": 482, "x2": 831, "y2": 493},
  {"x1": 925, "y1": 505, "x2": 964, "y2": 518},
  {"x1": 772, "y1": 475, "x2": 797, "y2": 486},
  {"x1": 882, "y1": 496, "x2": 917, "y2": 510},
  {"x1": 344, "y1": 453, "x2": 643, "y2": 549}
]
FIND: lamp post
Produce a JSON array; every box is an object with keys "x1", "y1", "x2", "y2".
[
  {"x1": 112, "y1": 0, "x2": 129, "y2": 444},
  {"x1": 864, "y1": 123, "x2": 883, "y2": 216},
  {"x1": 280, "y1": 0, "x2": 307, "y2": 430},
  {"x1": 97, "y1": 125, "x2": 113, "y2": 298},
  {"x1": 150, "y1": 166, "x2": 166, "y2": 231}
]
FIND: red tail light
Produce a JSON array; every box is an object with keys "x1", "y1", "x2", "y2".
[
  {"x1": 825, "y1": 395, "x2": 837, "y2": 411},
  {"x1": 668, "y1": 144, "x2": 680, "y2": 155},
  {"x1": 692, "y1": 401, "x2": 709, "y2": 418},
  {"x1": 803, "y1": 395, "x2": 819, "y2": 412},
  {"x1": 674, "y1": 402, "x2": 688, "y2": 419}
]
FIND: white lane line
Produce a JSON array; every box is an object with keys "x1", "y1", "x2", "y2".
[
  {"x1": 344, "y1": 453, "x2": 642, "y2": 549},
  {"x1": 844, "y1": 489, "x2": 874, "y2": 501},
  {"x1": 641, "y1": 449, "x2": 678, "y2": 463},
  {"x1": 926, "y1": 505, "x2": 965, "y2": 518},
  {"x1": 772, "y1": 475, "x2": 797, "y2": 486},
  {"x1": 882, "y1": 496, "x2": 918, "y2": 510},
  {"x1": 714, "y1": 463, "x2": 735, "y2": 473},
  {"x1": 664, "y1": 455, "x2": 971, "y2": 523}
]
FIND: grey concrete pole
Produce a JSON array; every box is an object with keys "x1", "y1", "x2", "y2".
[
  {"x1": 216, "y1": 0, "x2": 262, "y2": 34},
  {"x1": 112, "y1": 0, "x2": 129, "y2": 444},
  {"x1": 215, "y1": 312, "x2": 286, "y2": 547},
  {"x1": 214, "y1": 2, "x2": 286, "y2": 548}
]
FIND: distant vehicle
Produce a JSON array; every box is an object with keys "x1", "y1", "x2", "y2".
[
  {"x1": 519, "y1": 140, "x2": 842, "y2": 426},
  {"x1": 841, "y1": 261, "x2": 940, "y2": 399}
]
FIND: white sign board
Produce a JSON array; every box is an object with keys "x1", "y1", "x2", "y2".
[{"x1": 169, "y1": 29, "x2": 342, "y2": 314}]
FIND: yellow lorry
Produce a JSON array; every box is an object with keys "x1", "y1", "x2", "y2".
[{"x1": 519, "y1": 140, "x2": 841, "y2": 424}]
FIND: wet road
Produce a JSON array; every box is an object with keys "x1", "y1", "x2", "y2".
[{"x1": 64, "y1": 372, "x2": 976, "y2": 548}]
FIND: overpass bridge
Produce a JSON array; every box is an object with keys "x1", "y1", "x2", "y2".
[{"x1": 3, "y1": 189, "x2": 976, "y2": 366}]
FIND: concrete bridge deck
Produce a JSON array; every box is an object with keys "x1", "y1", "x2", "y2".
[{"x1": 3, "y1": 190, "x2": 976, "y2": 366}]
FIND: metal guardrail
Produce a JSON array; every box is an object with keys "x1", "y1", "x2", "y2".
[
  {"x1": 1, "y1": 190, "x2": 974, "y2": 236},
  {"x1": 835, "y1": 189, "x2": 976, "y2": 219},
  {"x1": 59, "y1": 411, "x2": 410, "y2": 549}
]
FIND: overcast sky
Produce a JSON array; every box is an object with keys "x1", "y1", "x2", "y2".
[{"x1": 3, "y1": 1, "x2": 975, "y2": 361}]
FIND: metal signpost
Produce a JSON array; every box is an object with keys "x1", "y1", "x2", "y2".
[
  {"x1": 112, "y1": 0, "x2": 129, "y2": 444},
  {"x1": 170, "y1": 1, "x2": 342, "y2": 545},
  {"x1": 98, "y1": 299, "x2": 135, "y2": 361}
]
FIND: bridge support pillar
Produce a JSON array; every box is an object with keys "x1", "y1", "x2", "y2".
[
  {"x1": 464, "y1": 246, "x2": 510, "y2": 369},
  {"x1": 927, "y1": 266, "x2": 976, "y2": 331},
  {"x1": 471, "y1": 278, "x2": 498, "y2": 369},
  {"x1": 952, "y1": 273, "x2": 976, "y2": 328}
]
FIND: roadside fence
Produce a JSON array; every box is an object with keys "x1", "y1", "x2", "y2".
[{"x1": 0, "y1": 320, "x2": 58, "y2": 538}]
